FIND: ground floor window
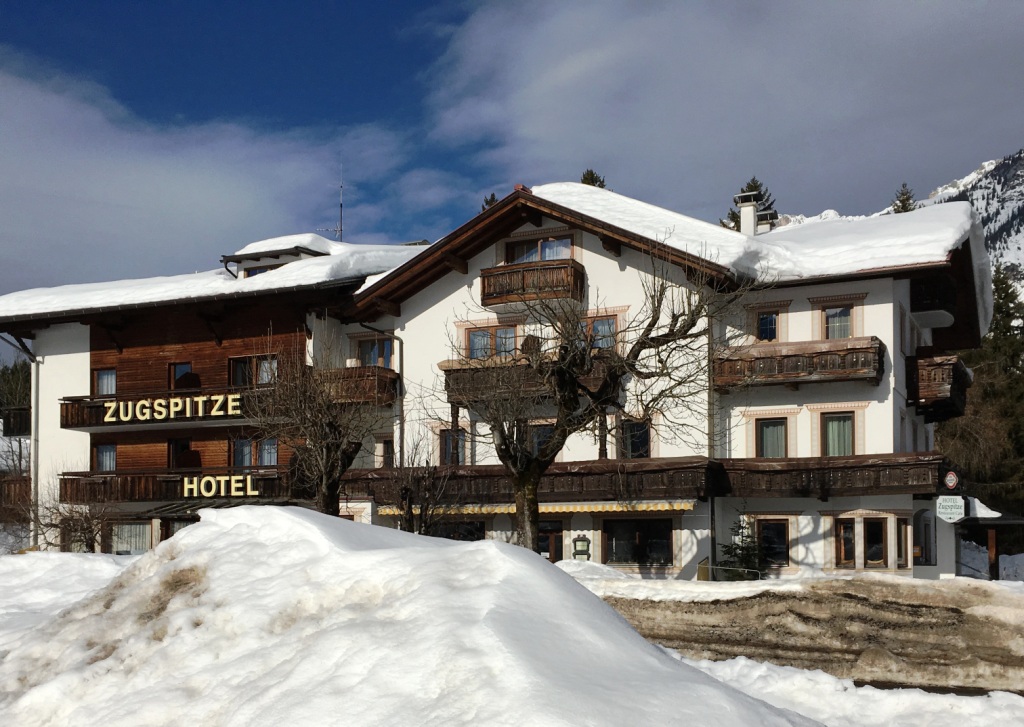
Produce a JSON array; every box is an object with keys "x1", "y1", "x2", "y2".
[
  {"x1": 863, "y1": 518, "x2": 888, "y2": 568},
  {"x1": 110, "y1": 521, "x2": 152, "y2": 555},
  {"x1": 538, "y1": 520, "x2": 563, "y2": 563},
  {"x1": 832, "y1": 513, "x2": 910, "y2": 570},
  {"x1": 897, "y1": 517, "x2": 909, "y2": 568},
  {"x1": 835, "y1": 518, "x2": 855, "y2": 568},
  {"x1": 756, "y1": 519, "x2": 790, "y2": 568},
  {"x1": 913, "y1": 509, "x2": 936, "y2": 566},
  {"x1": 433, "y1": 520, "x2": 485, "y2": 541},
  {"x1": 602, "y1": 518, "x2": 672, "y2": 566}
]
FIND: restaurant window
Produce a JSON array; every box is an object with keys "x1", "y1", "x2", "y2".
[
  {"x1": 440, "y1": 428, "x2": 466, "y2": 465},
  {"x1": 822, "y1": 413, "x2": 854, "y2": 456},
  {"x1": 506, "y1": 236, "x2": 571, "y2": 264},
  {"x1": 94, "y1": 443, "x2": 116, "y2": 472},
  {"x1": 170, "y1": 362, "x2": 195, "y2": 389},
  {"x1": 757, "y1": 519, "x2": 790, "y2": 568},
  {"x1": 432, "y1": 520, "x2": 486, "y2": 541},
  {"x1": 110, "y1": 522, "x2": 151, "y2": 555},
  {"x1": 835, "y1": 518, "x2": 855, "y2": 568},
  {"x1": 93, "y1": 369, "x2": 116, "y2": 396},
  {"x1": 823, "y1": 305, "x2": 852, "y2": 339},
  {"x1": 603, "y1": 518, "x2": 672, "y2": 566},
  {"x1": 358, "y1": 337, "x2": 393, "y2": 369},
  {"x1": 863, "y1": 518, "x2": 888, "y2": 568},
  {"x1": 620, "y1": 420, "x2": 651, "y2": 459},
  {"x1": 757, "y1": 310, "x2": 779, "y2": 342},
  {"x1": 897, "y1": 518, "x2": 909, "y2": 568},
  {"x1": 755, "y1": 418, "x2": 787, "y2": 458},
  {"x1": 467, "y1": 326, "x2": 516, "y2": 359}
]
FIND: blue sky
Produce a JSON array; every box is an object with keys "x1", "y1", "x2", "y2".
[{"x1": 2, "y1": 1, "x2": 1024, "y2": 296}]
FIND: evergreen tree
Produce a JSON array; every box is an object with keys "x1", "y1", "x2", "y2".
[
  {"x1": 718, "y1": 518, "x2": 765, "y2": 580},
  {"x1": 580, "y1": 169, "x2": 606, "y2": 188},
  {"x1": 481, "y1": 192, "x2": 498, "y2": 212},
  {"x1": 721, "y1": 176, "x2": 776, "y2": 230},
  {"x1": 891, "y1": 182, "x2": 918, "y2": 213}
]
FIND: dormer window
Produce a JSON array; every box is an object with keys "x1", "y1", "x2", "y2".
[
  {"x1": 243, "y1": 265, "x2": 282, "y2": 278},
  {"x1": 506, "y1": 237, "x2": 571, "y2": 264}
]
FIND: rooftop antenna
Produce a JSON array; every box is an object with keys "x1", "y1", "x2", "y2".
[{"x1": 317, "y1": 159, "x2": 344, "y2": 242}]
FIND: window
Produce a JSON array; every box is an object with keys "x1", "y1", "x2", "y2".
[
  {"x1": 168, "y1": 438, "x2": 196, "y2": 469},
  {"x1": 587, "y1": 317, "x2": 617, "y2": 349},
  {"x1": 110, "y1": 522, "x2": 151, "y2": 555},
  {"x1": 94, "y1": 444, "x2": 116, "y2": 472},
  {"x1": 243, "y1": 265, "x2": 281, "y2": 278},
  {"x1": 232, "y1": 438, "x2": 277, "y2": 468},
  {"x1": 912, "y1": 421, "x2": 920, "y2": 452},
  {"x1": 603, "y1": 519, "x2": 672, "y2": 566},
  {"x1": 755, "y1": 418, "x2": 787, "y2": 458},
  {"x1": 620, "y1": 420, "x2": 651, "y2": 459},
  {"x1": 230, "y1": 355, "x2": 277, "y2": 386},
  {"x1": 440, "y1": 428, "x2": 466, "y2": 465},
  {"x1": 913, "y1": 510, "x2": 936, "y2": 566},
  {"x1": 232, "y1": 439, "x2": 252, "y2": 468},
  {"x1": 170, "y1": 362, "x2": 197, "y2": 389},
  {"x1": 506, "y1": 236, "x2": 571, "y2": 264},
  {"x1": 757, "y1": 519, "x2": 790, "y2": 568},
  {"x1": 835, "y1": 518, "x2": 856, "y2": 568},
  {"x1": 897, "y1": 518, "x2": 909, "y2": 568},
  {"x1": 863, "y1": 518, "x2": 888, "y2": 568},
  {"x1": 377, "y1": 437, "x2": 395, "y2": 469},
  {"x1": 529, "y1": 424, "x2": 555, "y2": 457},
  {"x1": 93, "y1": 369, "x2": 116, "y2": 396},
  {"x1": 823, "y1": 305, "x2": 852, "y2": 339},
  {"x1": 257, "y1": 438, "x2": 278, "y2": 467},
  {"x1": 467, "y1": 326, "x2": 516, "y2": 359},
  {"x1": 822, "y1": 413, "x2": 854, "y2": 456},
  {"x1": 358, "y1": 337, "x2": 393, "y2": 369},
  {"x1": 757, "y1": 311, "x2": 779, "y2": 342},
  {"x1": 432, "y1": 520, "x2": 486, "y2": 541}
]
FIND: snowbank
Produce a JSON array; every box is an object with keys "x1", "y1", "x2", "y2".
[{"x1": 0, "y1": 507, "x2": 810, "y2": 727}]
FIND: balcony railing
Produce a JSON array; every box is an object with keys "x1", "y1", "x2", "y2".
[
  {"x1": 59, "y1": 466, "x2": 303, "y2": 504},
  {"x1": 719, "y1": 453, "x2": 949, "y2": 499},
  {"x1": 0, "y1": 475, "x2": 31, "y2": 517},
  {"x1": 479, "y1": 259, "x2": 586, "y2": 306},
  {"x1": 714, "y1": 336, "x2": 886, "y2": 391},
  {"x1": 1, "y1": 407, "x2": 30, "y2": 437},
  {"x1": 60, "y1": 386, "x2": 249, "y2": 430},
  {"x1": 906, "y1": 354, "x2": 971, "y2": 422},
  {"x1": 438, "y1": 354, "x2": 614, "y2": 405},
  {"x1": 319, "y1": 366, "x2": 400, "y2": 406}
]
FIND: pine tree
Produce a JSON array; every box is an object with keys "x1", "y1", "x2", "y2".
[
  {"x1": 721, "y1": 176, "x2": 776, "y2": 230},
  {"x1": 891, "y1": 183, "x2": 918, "y2": 213},
  {"x1": 580, "y1": 169, "x2": 606, "y2": 188},
  {"x1": 481, "y1": 193, "x2": 498, "y2": 211},
  {"x1": 718, "y1": 518, "x2": 765, "y2": 580}
]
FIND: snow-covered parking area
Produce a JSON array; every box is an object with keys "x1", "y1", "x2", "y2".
[{"x1": 1, "y1": 508, "x2": 1022, "y2": 727}]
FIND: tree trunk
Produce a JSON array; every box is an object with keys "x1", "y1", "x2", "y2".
[{"x1": 514, "y1": 476, "x2": 540, "y2": 553}]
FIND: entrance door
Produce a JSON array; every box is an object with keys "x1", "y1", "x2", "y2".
[{"x1": 538, "y1": 520, "x2": 564, "y2": 563}]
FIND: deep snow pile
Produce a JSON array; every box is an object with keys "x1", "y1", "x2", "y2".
[
  {"x1": 960, "y1": 539, "x2": 1024, "y2": 581},
  {"x1": 0, "y1": 507, "x2": 811, "y2": 727}
]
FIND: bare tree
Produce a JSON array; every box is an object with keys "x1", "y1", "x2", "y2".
[
  {"x1": 368, "y1": 438, "x2": 465, "y2": 535},
  {"x1": 441, "y1": 254, "x2": 746, "y2": 552},
  {"x1": 246, "y1": 334, "x2": 390, "y2": 516}
]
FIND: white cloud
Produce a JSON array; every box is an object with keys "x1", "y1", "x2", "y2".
[
  {"x1": 0, "y1": 58, "x2": 412, "y2": 296},
  {"x1": 426, "y1": 1, "x2": 1024, "y2": 221}
]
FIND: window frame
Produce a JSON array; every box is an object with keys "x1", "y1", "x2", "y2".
[
  {"x1": 756, "y1": 518, "x2": 790, "y2": 568},
  {"x1": 231, "y1": 437, "x2": 278, "y2": 469},
  {"x1": 896, "y1": 517, "x2": 910, "y2": 569},
  {"x1": 821, "y1": 412, "x2": 855, "y2": 457},
  {"x1": 601, "y1": 518, "x2": 673, "y2": 567},
  {"x1": 809, "y1": 293, "x2": 866, "y2": 340},
  {"x1": 755, "y1": 418, "x2": 788, "y2": 458},
  {"x1": 229, "y1": 354, "x2": 278, "y2": 387},
  {"x1": 94, "y1": 443, "x2": 117, "y2": 472},
  {"x1": 757, "y1": 310, "x2": 780, "y2": 342},
  {"x1": 834, "y1": 517, "x2": 856, "y2": 568},
  {"x1": 93, "y1": 368, "x2": 117, "y2": 396},
  {"x1": 440, "y1": 427, "x2": 467, "y2": 465},
  {"x1": 357, "y1": 337, "x2": 394, "y2": 369},
  {"x1": 505, "y1": 235, "x2": 573, "y2": 265},
  {"x1": 619, "y1": 419, "x2": 651, "y2": 459},
  {"x1": 863, "y1": 517, "x2": 888, "y2": 568},
  {"x1": 169, "y1": 362, "x2": 193, "y2": 390},
  {"x1": 466, "y1": 325, "x2": 517, "y2": 360},
  {"x1": 585, "y1": 315, "x2": 618, "y2": 350}
]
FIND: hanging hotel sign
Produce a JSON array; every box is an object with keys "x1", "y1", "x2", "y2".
[
  {"x1": 936, "y1": 495, "x2": 966, "y2": 524},
  {"x1": 103, "y1": 393, "x2": 242, "y2": 423},
  {"x1": 183, "y1": 474, "x2": 260, "y2": 498}
]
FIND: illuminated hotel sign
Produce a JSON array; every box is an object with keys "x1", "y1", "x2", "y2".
[
  {"x1": 103, "y1": 393, "x2": 242, "y2": 423},
  {"x1": 183, "y1": 474, "x2": 260, "y2": 498}
]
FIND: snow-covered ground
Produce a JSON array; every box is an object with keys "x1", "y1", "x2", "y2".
[
  {"x1": 960, "y1": 539, "x2": 1024, "y2": 581},
  {"x1": 1, "y1": 508, "x2": 1022, "y2": 727}
]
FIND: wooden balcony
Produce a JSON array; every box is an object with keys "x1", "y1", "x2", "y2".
[
  {"x1": 343, "y1": 457, "x2": 720, "y2": 506},
  {"x1": 438, "y1": 354, "x2": 614, "y2": 405},
  {"x1": 319, "y1": 366, "x2": 400, "y2": 406},
  {"x1": 906, "y1": 354, "x2": 971, "y2": 422},
  {"x1": 479, "y1": 259, "x2": 586, "y2": 306},
  {"x1": 59, "y1": 466, "x2": 302, "y2": 504},
  {"x1": 714, "y1": 336, "x2": 886, "y2": 391},
  {"x1": 1, "y1": 407, "x2": 30, "y2": 437},
  {"x1": 719, "y1": 453, "x2": 949, "y2": 499},
  {"x1": 0, "y1": 475, "x2": 30, "y2": 521},
  {"x1": 60, "y1": 386, "x2": 249, "y2": 430}
]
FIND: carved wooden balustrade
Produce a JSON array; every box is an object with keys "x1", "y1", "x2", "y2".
[
  {"x1": 479, "y1": 259, "x2": 586, "y2": 306},
  {"x1": 714, "y1": 336, "x2": 886, "y2": 390},
  {"x1": 319, "y1": 366, "x2": 401, "y2": 406},
  {"x1": 906, "y1": 354, "x2": 971, "y2": 422},
  {"x1": 59, "y1": 466, "x2": 300, "y2": 504}
]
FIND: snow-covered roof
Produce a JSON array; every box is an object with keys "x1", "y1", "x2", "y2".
[
  {"x1": 230, "y1": 232, "x2": 348, "y2": 259},
  {"x1": 0, "y1": 239, "x2": 421, "y2": 323},
  {"x1": 530, "y1": 183, "x2": 992, "y2": 335}
]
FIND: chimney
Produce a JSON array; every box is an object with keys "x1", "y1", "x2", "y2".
[
  {"x1": 733, "y1": 190, "x2": 762, "y2": 235},
  {"x1": 756, "y1": 209, "x2": 779, "y2": 234}
]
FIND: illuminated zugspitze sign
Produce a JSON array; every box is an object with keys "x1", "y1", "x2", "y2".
[{"x1": 103, "y1": 393, "x2": 243, "y2": 422}]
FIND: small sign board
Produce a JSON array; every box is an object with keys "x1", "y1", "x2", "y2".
[
  {"x1": 944, "y1": 471, "x2": 959, "y2": 490},
  {"x1": 936, "y1": 495, "x2": 966, "y2": 524}
]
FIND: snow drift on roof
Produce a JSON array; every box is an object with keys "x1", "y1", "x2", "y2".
[
  {"x1": 0, "y1": 507, "x2": 810, "y2": 726},
  {"x1": 231, "y1": 232, "x2": 347, "y2": 257},
  {"x1": 0, "y1": 240, "x2": 420, "y2": 321}
]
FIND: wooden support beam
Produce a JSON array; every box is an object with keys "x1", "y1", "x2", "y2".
[
  {"x1": 373, "y1": 298, "x2": 401, "y2": 317},
  {"x1": 443, "y1": 254, "x2": 469, "y2": 275},
  {"x1": 599, "y1": 235, "x2": 621, "y2": 257},
  {"x1": 988, "y1": 527, "x2": 998, "y2": 581}
]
